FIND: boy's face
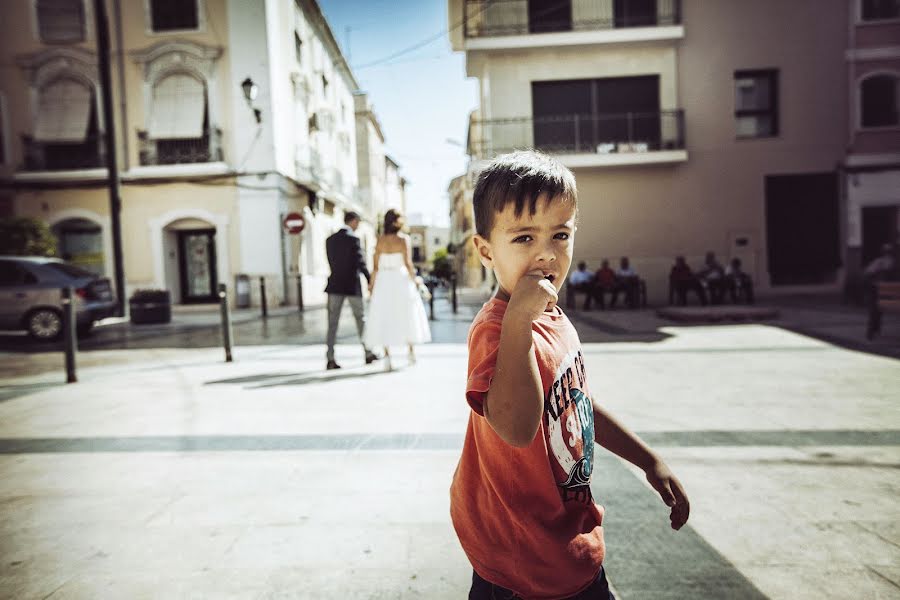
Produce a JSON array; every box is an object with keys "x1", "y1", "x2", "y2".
[{"x1": 473, "y1": 195, "x2": 576, "y2": 302}]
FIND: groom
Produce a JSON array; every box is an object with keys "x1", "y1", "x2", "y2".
[{"x1": 324, "y1": 211, "x2": 379, "y2": 370}]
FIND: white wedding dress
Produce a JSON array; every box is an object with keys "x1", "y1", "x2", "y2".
[{"x1": 365, "y1": 252, "x2": 432, "y2": 347}]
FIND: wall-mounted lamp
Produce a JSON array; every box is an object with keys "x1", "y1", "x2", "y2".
[{"x1": 241, "y1": 77, "x2": 262, "y2": 123}]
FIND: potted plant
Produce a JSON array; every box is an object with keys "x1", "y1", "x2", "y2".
[{"x1": 129, "y1": 289, "x2": 171, "y2": 324}]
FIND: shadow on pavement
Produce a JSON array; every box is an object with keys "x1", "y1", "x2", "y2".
[{"x1": 205, "y1": 367, "x2": 388, "y2": 388}]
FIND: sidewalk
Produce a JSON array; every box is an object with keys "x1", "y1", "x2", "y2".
[{"x1": 0, "y1": 290, "x2": 898, "y2": 598}]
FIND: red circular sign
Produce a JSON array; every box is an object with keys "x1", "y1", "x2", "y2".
[{"x1": 283, "y1": 212, "x2": 305, "y2": 234}]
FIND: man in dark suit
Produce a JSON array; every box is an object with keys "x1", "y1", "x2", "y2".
[{"x1": 325, "y1": 211, "x2": 379, "y2": 370}]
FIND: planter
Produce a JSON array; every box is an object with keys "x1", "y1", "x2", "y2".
[{"x1": 129, "y1": 290, "x2": 172, "y2": 325}]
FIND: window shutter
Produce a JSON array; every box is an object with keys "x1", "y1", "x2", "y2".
[
  {"x1": 34, "y1": 79, "x2": 92, "y2": 142},
  {"x1": 148, "y1": 74, "x2": 206, "y2": 139},
  {"x1": 37, "y1": 0, "x2": 86, "y2": 43}
]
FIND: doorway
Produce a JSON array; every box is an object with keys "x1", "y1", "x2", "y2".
[
  {"x1": 177, "y1": 229, "x2": 217, "y2": 303},
  {"x1": 861, "y1": 205, "x2": 898, "y2": 267},
  {"x1": 765, "y1": 172, "x2": 840, "y2": 285}
]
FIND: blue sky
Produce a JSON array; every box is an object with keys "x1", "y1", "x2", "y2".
[{"x1": 318, "y1": 0, "x2": 478, "y2": 227}]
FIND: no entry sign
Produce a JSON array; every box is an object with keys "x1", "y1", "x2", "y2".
[{"x1": 283, "y1": 212, "x2": 305, "y2": 234}]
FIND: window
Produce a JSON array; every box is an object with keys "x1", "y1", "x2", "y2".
[
  {"x1": 322, "y1": 74, "x2": 329, "y2": 97},
  {"x1": 860, "y1": 74, "x2": 899, "y2": 127},
  {"x1": 29, "y1": 78, "x2": 102, "y2": 170},
  {"x1": 145, "y1": 73, "x2": 211, "y2": 164},
  {"x1": 294, "y1": 32, "x2": 303, "y2": 64},
  {"x1": 531, "y1": 76, "x2": 661, "y2": 152},
  {"x1": 861, "y1": 0, "x2": 900, "y2": 21},
  {"x1": 150, "y1": 0, "x2": 199, "y2": 32},
  {"x1": 734, "y1": 69, "x2": 778, "y2": 138},
  {"x1": 36, "y1": 0, "x2": 86, "y2": 43}
]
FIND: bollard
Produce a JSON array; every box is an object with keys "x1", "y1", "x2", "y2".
[
  {"x1": 218, "y1": 283, "x2": 233, "y2": 362},
  {"x1": 428, "y1": 281, "x2": 436, "y2": 321},
  {"x1": 296, "y1": 274, "x2": 304, "y2": 312},
  {"x1": 259, "y1": 276, "x2": 268, "y2": 318},
  {"x1": 61, "y1": 286, "x2": 77, "y2": 383},
  {"x1": 451, "y1": 274, "x2": 458, "y2": 314}
]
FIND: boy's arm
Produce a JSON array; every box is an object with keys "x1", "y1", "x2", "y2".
[
  {"x1": 484, "y1": 271, "x2": 558, "y2": 448},
  {"x1": 592, "y1": 401, "x2": 691, "y2": 530},
  {"x1": 484, "y1": 311, "x2": 543, "y2": 448}
]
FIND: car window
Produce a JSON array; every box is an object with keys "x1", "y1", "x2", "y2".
[
  {"x1": 0, "y1": 260, "x2": 27, "y2": 286},
  {"x1": 44, "y1": 262, "x2": 95, "y2": 279}
]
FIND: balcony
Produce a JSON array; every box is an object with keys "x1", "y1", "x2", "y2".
[
  {"x1": 22, "y1": 136, "x2": 105, "y2": 171},
  {"x1": 138, "y1": 128, "x2": 223, "y2": 166},
  {"x1": 464, "y1": 0, "x2": 683, "y2": 48},
  {"x1": 470, "y1": 110, "x2": 687, "y2": 167}
]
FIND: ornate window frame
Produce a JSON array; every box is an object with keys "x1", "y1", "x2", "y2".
[{"x1": 131, "y1": 40, "x2": 223, "y2": 162}]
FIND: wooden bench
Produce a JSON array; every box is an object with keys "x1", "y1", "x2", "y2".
[{"x1": 867, "y1": 281, "x2": 900, "y2": 340}]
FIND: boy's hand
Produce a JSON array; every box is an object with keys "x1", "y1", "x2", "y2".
[
  {"x1": 645, "y1": 459, "x2": 690, "y2": 530},
  {"x1": 507, "y1": 269, "x2": 558, "y2": 322}
]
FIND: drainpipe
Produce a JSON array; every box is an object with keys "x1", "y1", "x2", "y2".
[{"x1": 112, "y1": 0, "x2": 129, "y2": 171}]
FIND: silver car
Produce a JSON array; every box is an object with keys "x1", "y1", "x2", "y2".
[{"x1": 0, "y1": 256, "x2": 117, "y2": 340}]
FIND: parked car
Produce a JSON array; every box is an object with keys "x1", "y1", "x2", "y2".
[{"x1": 0, "y1": 256, "x2": 116, "y2": 340}]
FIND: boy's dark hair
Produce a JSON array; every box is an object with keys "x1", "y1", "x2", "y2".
[
  {"x1": 344, "y1": 211, "x2": 361, "y2": 224},
  {"x1": 472, "y1": 150, "x2": 577, "y2": 239}
]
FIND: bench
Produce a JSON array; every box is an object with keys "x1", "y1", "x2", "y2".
[{"x1": 867, "y1": 281, "x2": 900, "y2": 340}]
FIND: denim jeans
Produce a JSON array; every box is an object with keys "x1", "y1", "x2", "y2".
[{"x1": 468, "y1": 567, "x2": 616, "y2": 600}]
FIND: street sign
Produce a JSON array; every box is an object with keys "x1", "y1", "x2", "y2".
[{"x1": 284, "y1": 212, "x2": 305, "y2": 234}]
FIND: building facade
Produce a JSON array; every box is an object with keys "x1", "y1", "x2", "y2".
[
  {"x1": 0, "y1": 0, "x2": 395, "y2": 309},
  {"x1": 449, "y1": 0, "x2": 849, "y2": 302},
  {"x1": 843, "y1": 0, "x2": 900, "y2": 278}
]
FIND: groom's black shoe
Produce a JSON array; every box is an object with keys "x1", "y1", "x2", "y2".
[
  {"x1": 326, "y1": 360, "x2": 341, "y2": 370},
  {"x1": 365, "y1": 352, "x2": 380, "y2": 365}
]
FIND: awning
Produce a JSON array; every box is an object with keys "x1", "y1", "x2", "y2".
[
  {"x1": 148, "y1": 74, "x2": 205, "y2": 139},
  {"x1": 34, "y1": 79, "x2": 92, "y2": 142}
]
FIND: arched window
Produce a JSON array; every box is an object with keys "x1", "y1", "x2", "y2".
[
  {"x1": 29, "y1": 78, "x2": 100, "y2": 170},
  {"x1": 145, "y1": 73, "x2": 211, "y2": 164},
  {"x1": 861, "y1": 73, "x2": 900, "y2": 128},
  {"x1": 36, "y1": 0, "x2": 86, "y2": 43}
]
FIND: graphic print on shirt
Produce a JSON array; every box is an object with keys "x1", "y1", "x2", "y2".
[{"x1": 545, "y1": 349, "x2": 595, "y2": 504}]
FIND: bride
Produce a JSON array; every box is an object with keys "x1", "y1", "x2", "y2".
[{"x1": 364, "y1": 209, "x2": 432, "y2": 371}]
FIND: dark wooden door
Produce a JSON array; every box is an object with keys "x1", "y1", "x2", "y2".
[{"x1": 765, "y1": 173, "x2": 840, "y2": 285}]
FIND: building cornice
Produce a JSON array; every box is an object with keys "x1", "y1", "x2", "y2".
[{"x1": 846, "y1": 46, "x2": 900, "y2": 61}]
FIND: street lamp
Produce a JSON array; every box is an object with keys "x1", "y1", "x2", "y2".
[{"x1": 241, "y1": 77, "x2": 262, "y2": 123}]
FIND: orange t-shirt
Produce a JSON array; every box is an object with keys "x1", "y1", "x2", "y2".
[{"x1": 450, "y1": 297, "x2": 605, "y2": 599}]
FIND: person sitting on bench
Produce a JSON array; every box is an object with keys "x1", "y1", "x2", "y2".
[
  {"x1": 669, "y1": 256, "x2": 708, "y2": 306},
  {"x1": 566, "y1": 261, "x2": 595, "y2": 309},
  {"x1": 593, "y1": 259, "x2": 617, "y2": 310},
  {"x1": 725, "y1": 258, "x2": 754, "y2": 304},
  {"x1": 611, "y1": 256, "x2": 641, "y2": 309}
]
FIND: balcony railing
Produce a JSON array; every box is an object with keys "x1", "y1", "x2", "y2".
[
  {"x1": 22, "y1": 136, "x2": 105, "y2": 171},
  {"x1": 470, "y1": 110, "x2": 685, "y2": 160},
  {"x1": 138, "y1": 128, "x2": 223, "y2": 166},
  {"x1": 465, "y1": 0, "x2": 681, "y2": 38}
]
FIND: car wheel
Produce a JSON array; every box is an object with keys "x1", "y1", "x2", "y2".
[{"x1": 26, "y1": 308, "x2": 63, "y2": 341}]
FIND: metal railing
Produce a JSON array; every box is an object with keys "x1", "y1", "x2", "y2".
[
  {"x1": 464, "y1": 0, "x2": 681, "y2": 37},
  {"x1": 22, "y1": 136, "x2": 105, "y2": 171},
  {"x1": 469, "y1": 109, "x2": 685, "y2": 159},
  {"x1": 138, "y1": 128, "x2": 223, "y2": 166}
]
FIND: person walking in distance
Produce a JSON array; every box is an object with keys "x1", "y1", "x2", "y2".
[
  {"x1": 364, "y1": 209, "x2": 432, "y2": 372},
  {"x1": 324, "y1": 211, "x2": 379, "y2": 370}
]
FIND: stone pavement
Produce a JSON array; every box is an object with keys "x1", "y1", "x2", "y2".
[{"x1": 0, "y1": 293, "x2": 899, "y2": 599}]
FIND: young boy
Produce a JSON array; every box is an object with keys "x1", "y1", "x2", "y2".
[{"x1": 450, "y1": 151, "x2": 690, "y2": 600}]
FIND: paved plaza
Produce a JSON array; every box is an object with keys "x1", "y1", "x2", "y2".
[{"x1": 1, "y1": 295, "x2": 899, "y2": 599}]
